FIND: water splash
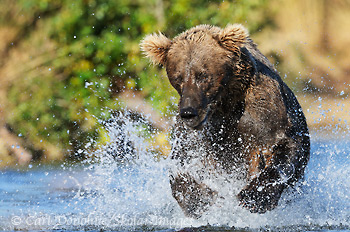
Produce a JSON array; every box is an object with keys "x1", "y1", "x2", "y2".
[
  {"x1": 74, "y1": 113, "x2": 350, "y2": 230},
  {"x1": 73, "y1": 112, "x2": 188, "y2": 229},
  {"x1": 2, "y1": 112, "x2": 350, "y2": 231}
]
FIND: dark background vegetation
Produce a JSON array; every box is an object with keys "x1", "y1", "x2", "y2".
[{"x1": 0, "y1": 0, "x2": 349, "y2": 167}]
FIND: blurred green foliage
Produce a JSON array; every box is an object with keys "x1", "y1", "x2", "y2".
[{"x1": 2, "y1": 0, "x2": 276, "y2": 161}]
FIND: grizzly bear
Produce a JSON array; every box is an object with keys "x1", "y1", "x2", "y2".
[{"x1": 140, "y1": 24, "x2": 310, "y2": 218}]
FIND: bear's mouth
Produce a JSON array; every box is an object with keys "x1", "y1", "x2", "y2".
[
  {"x1": 181, "y1": 107, "x2": 211, "y2": 129},
  {"x1": 179, "y1": 91, "x2": 220, "y2": 129}
]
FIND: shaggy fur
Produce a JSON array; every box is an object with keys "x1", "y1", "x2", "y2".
[{"x1": 140, "y1": 24, "x2": 310, "y2": 218}]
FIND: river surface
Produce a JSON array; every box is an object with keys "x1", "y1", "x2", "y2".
[{"x1": 1, "y1": 120, "x2": 350, "y2": 232}]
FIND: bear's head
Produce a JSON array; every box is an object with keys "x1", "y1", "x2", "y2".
[{"x1": 141, "y1": 24, "x2": 255, "y2": 129}]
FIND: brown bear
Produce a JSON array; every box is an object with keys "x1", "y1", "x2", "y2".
[{"x1": 140, "y1": 24, "x2": 310, "y2": 218}]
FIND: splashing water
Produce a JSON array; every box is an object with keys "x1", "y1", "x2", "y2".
[{"x1": 1, "y1": 112, "x2": 350, "y2": 231}]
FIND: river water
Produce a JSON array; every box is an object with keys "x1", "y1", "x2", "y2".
[{"x1": 0, "y1": 115, "x2": 349, "y2": 231}]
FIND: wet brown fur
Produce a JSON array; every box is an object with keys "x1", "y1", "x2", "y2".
[{"x1": 141, "y1": 24, "x2": 310, "y2": 217}]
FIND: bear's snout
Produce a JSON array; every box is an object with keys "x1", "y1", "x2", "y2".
[
  {"x1": 179, "y1": 104, "x2": 204, "y2": 129},
  {"x1": 180, "y1": 107, "x2": 199, "y2": 119},
  {"x1": 179, "y1": 91, "x2": 209, "y2": 129},
  {"x1": 180, "y1": 106, "x2": 203, "y2": 128}
]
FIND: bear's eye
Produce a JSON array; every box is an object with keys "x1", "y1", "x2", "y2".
[
  {"x1": 170, "y1": 74, "x2": 182, "y2": 88},
  {"x1": 174, "y1": 74, "x2": 183, "y2": 82},
  {"x1": 168, "y1": 74, "x2": 182, "y2": 92}
]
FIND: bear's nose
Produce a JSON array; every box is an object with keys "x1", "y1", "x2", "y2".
[{"x1": 180, "y1": 107, "x2": 198, "y2": 119}]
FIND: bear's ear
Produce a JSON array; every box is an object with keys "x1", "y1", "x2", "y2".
[
  {"x1": 215, "y1": 24, "x2": 249, "y2": 54},
  {"x1": 140, "y1": 32, "x2": 172, "y2": 65}
]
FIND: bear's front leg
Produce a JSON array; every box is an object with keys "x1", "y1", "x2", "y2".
[
  {"x1": 170, "y1": 172, "x2": 218, "y2": 218},
  {"x1": 237, "y1": 166, "x2": 286, "y2": 213}
]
